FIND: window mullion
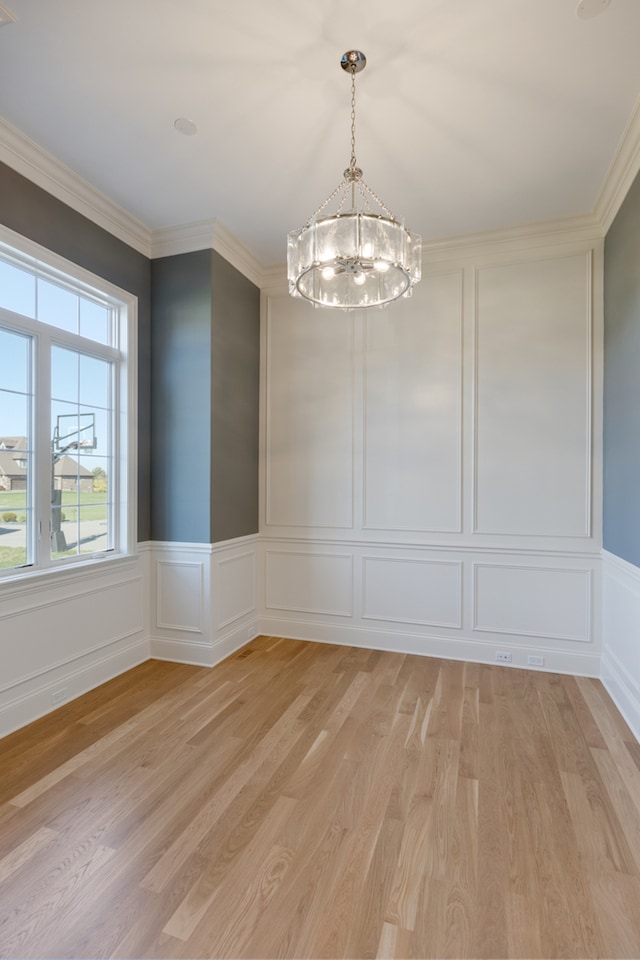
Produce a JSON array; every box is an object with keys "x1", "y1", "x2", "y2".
[{"x1": 33, "y1": 328, "x2": 53, "y2": 569}]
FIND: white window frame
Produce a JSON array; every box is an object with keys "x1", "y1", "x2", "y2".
[{"x1": 0, "y1": 224, "x2": 137, "y2": 584}]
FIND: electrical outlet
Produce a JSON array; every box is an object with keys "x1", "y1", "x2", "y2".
[
  {"x1": 528, "y1": 655, "x2": 544, "y2": 667},
  {"x1": 495, "y1": 650, "x2": 512, "y2": 663},
  {"x1": 51, "y1": 687, "x2": 67, "y2": 705}
]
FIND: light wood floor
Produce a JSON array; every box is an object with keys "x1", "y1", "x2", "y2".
[{"x1": 1, "y1": 638, "x2": 640, "y2": 959}]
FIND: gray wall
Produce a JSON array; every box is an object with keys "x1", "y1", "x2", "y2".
[
  {"x1": 151, "y1": 250, "x2": 259, "y2": 544},
  {"x1": 150, "y1": 251, "x2": 213, "y2": 543},
  {"x1": 604, "y1": 169, "x2": 640, "y2": 567},
  {"x1": 0, "y1": 162, "x2": 152, "y2": 541},
  {"x1": 211, "y1": 251, "x2": 260, "y2": 542}
]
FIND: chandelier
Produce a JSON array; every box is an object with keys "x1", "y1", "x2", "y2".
[{"x1": 287, "y1": 50, "x2": 422, "y2": 310}]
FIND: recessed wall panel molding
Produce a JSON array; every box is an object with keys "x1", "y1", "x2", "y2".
[
  {"x1": 0, "y1": 577, "x2": 144, "y2": 693},
  {"x1": 0, "y1": 564, "x2": 148, "y2": 740},
  {"x1": 474, "y1": 252, "x2": 592, "y2": 537},
  {"x1": 265, "y1": 550, "x2": 353, "y2": 617},
  {"x1": 362, "y1": 556, "x2": 462, "y2": 628},
  {"x1": 265, "y1": 296, "x2": 354, "y2": 529},
  {"x1": 156, "y1": 560, "x2": 204, "y2": 633},
  {"x1": 473, "y1": 562, "x2": 592, "y2": 642},
  {"x1": 214, "y1": 551, "x2": 256, "y2": 630},
  {"x1": 363, "y1": 271, "x2": 463, "y2": 532}
]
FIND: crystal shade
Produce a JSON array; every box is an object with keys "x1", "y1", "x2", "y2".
[
  {"x1": 287, "y1": 51, "x2": 422, "y2": 310},
  {"x1": 288, "y1": 211, "x2": 421, "y2": 309}
]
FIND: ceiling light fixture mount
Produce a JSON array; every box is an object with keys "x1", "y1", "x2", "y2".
[{"x1": 287, "y1": 50, "x2": 421, "y2": 310}]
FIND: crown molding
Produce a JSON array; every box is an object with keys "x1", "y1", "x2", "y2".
[
  {"x1": 150, "y1": 219, "x2": 216, "y2": 260},
  {"x1": 421, "y1": 212, "x2": 603, "y2": 263},
  {"x1": 261, "y1": 263, "x2": 289, "y2": 292},
  {"x1": 211, "y1": 220, "x2": 263, "y2": 288},
  {"x1": 150, "y1": 218, "x2": 264, "y2": 288},
  {"x1": 0, "y1": 115, "x2": 151, "y2": 257},
  {"x1": 594, "y1": 92, "x2": 640, "y2": 235}
]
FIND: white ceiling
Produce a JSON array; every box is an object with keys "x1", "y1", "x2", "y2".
[{"x1": 1, "y1": 0, "x2": 640, "y2": 267}]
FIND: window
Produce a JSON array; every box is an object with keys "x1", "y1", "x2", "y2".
[{"x1": 0, "y1": 227, "x2": 136, "y2": 579}]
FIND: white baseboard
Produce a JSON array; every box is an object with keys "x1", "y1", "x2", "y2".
[
  {"x1": 601, "y1": 550, "x2": 640, "y2": 743},
  {"x1": 258, "y1": 616, "x2": 601, "y2": 678},
  {"x1": 601, "y1": 646, "x2": 640, "y2": 744},
  {"x1": 150, "y1": 618, "x2": 258, "y2": 667},
  {"x1": 0, "y1": 634, "x2": 149, "y2": 740}
]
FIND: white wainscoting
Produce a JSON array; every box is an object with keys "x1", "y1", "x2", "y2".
[
  {"x1": 601, "y1": 550, "x2": 640, "y2": 742},
  {"x1": 0, "y1": 556, "x2": 148, "y2": 739},
  {"x1": 148, "y1": 535, "x2": 259, "y2": 666},
  {"x1": 362, "y1": 556, "x2": 462, "y2": 629},
  {"x1": 259, "y1": 541, "x2": 601, "y2": 677},
  {"x1": 473, "y1": 563, "x2": 592, "y2": 642},
  {"x1": 265, "y1": 550, "x2": 353, "y2": 617}
]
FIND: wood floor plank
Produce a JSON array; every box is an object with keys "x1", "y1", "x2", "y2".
[{"x1": 0, "y1": 637, "x2": 638, "y2": 959}]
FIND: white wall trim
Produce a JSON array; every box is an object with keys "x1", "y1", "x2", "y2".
[
  {"x1": 257, "y1": 615, "x2": 601, "y2": 678},
  {"x1": 257, "y1": 534, "x2": 601, "y2": 560},
  {"x1": 0, "y1": 633, "x2": 149, "y2": 740},
  {"x1": 150, "y1": 218, "x2": 263, "y2": 287},
  {"x1": 259, "y1": 538, "x2": 601, "y2": 675},
  {"x1": 148, "y1": 537, "x2": 259, "y2": 667},
  {"x1": 601, "y1": 550, "x2": 640, "y2": 743},
  {"x1": 0, "y1": 116, "x2": 151, "y2": 256},
  {"x1": 594, "y1": 92, "x2": 640, "y2": 234},
  {"x1": 602, "y1": 548, "x2": 640, "y2": 588}
]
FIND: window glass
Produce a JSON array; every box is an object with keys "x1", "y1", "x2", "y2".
[
  {"x1": 80, "y1": 299, "x2": 110, "y2": 345},
  {"x1": 0, "y1": 327, "x2": 32, "y2": 570},
  {"x1": 37, "y1": 278, "x2": 79, "y2": 334},
  {"x1": 0, "y1": 261, "x2": 36, "y2": 318}
]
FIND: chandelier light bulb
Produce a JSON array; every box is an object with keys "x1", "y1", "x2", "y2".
[{"x1": 287, "y1": 50, "x2": 422, "y2": 310}]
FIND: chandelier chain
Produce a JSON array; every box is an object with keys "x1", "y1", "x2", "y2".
[
  {"x1": 305, "y1": 178, "x2": 349, "y2": 224},
  {"x1": 350, "y1": 67, "x2": 357, "y2": 171},
  {"x1": 360, "y1": 180, "x2": 396, "y2": 220}
]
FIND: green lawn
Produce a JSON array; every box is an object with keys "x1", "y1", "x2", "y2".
[
  {"x1": 0, "y1": 546, "x2": 27, "y2": 569},
  {"x1": 0, "y1": 490, "x2": 109, "y2": 568},
  {"x1": 0, "y1": 490, "x2": 108, "y2": 522}
]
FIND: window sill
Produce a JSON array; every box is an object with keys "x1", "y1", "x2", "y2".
[{"x1": 0, "y1": 551, "x2": 140, "y2": 601}]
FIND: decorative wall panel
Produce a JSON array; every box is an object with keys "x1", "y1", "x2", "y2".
[
  {"x1": 156, "y1": 560, "x2": 204, "y2": 633},
  {"x1": 265, "y1": 550, "x2": 353, "y2": 616},
  {"x1": 474, "y1": 253, "x2": 591, "y2": 537},
  {"x1": 362, "y1": 556, "x2": 462, "y2": 627},
  {"x1": 265, "y1": 297, "x2": 354, "y2": 529},
  {"x1": 215, "y1": 551, "x2": 256, "y2": 629},
  {"x1": 363, "y1": 271, "x2": 463, "y2": 532},
  {"x1": 474, "y1": 562, "x2": 591, "y2": 641}
]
